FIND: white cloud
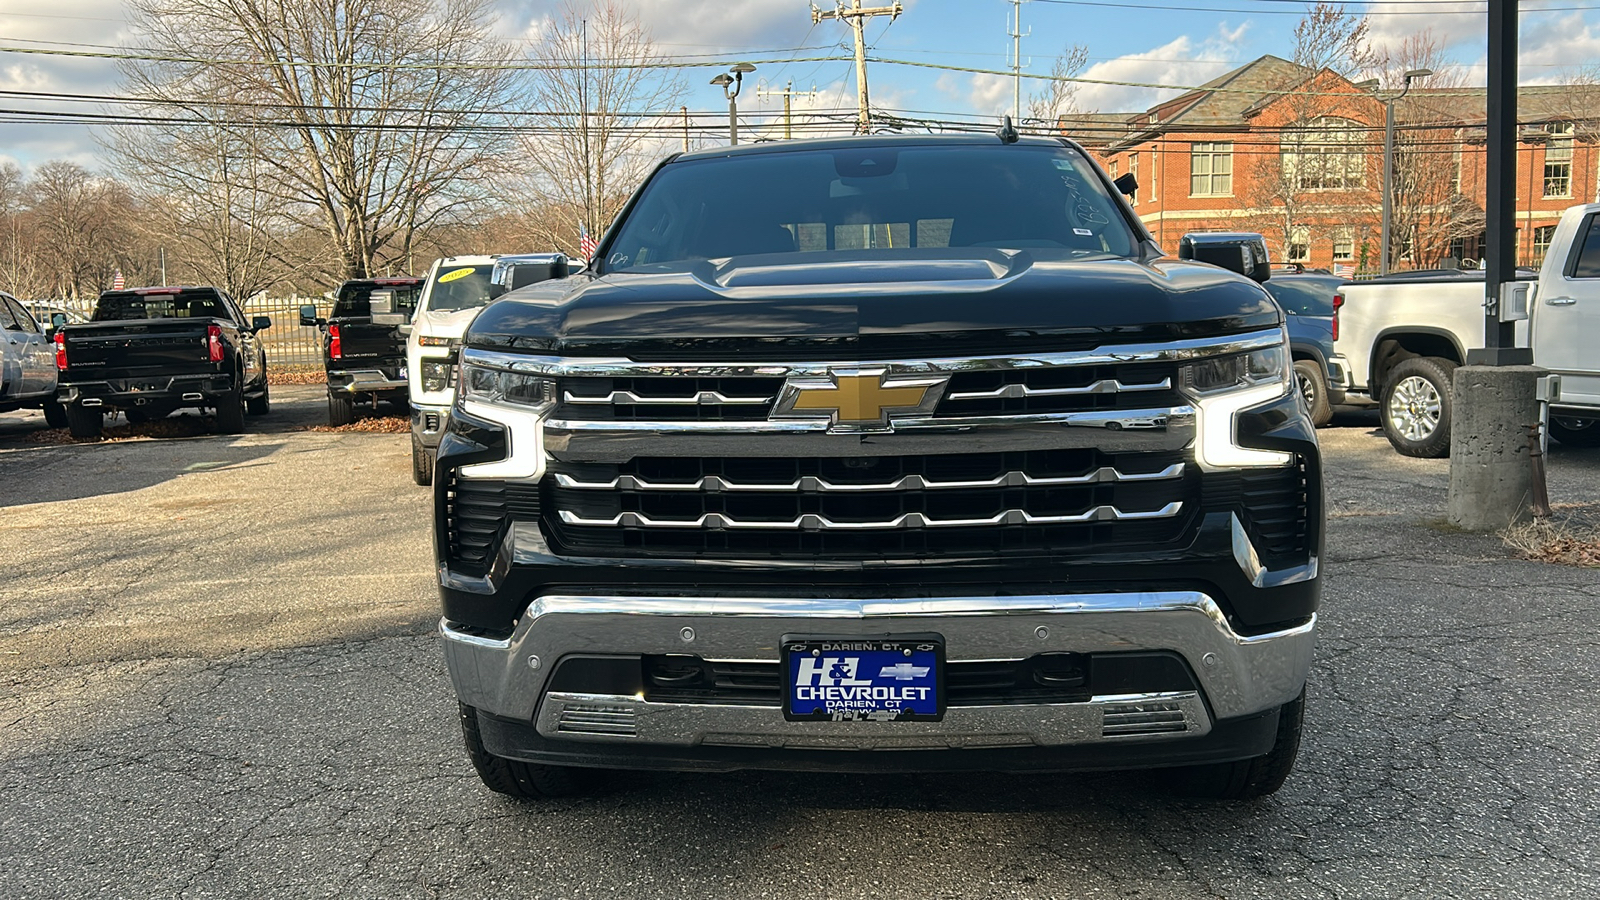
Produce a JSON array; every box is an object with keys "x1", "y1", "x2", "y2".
[{"x1": 1073, "y1": 23, "x2": 1249, "y2": 114}]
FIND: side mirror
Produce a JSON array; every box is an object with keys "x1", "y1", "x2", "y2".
[
  {"x1": 1112, "y1": 173, "x2": 1139, "y2": 197},
  {"x1": 487, "y1": 283, "x2": 508, "y2": 300},
  {"x1": 372, "y1": 313, "x2": 406, "y2": 326},
  {"x1": 51, "y1": 312, "x2": 68, "y2": 330},
  {"x1": 369, "y1": 290, "x2": 394, "y2": 315},
  {"x1": 298, "y1": 304, "x2": 320, "y2": 327},
  {"x1": 252, "y1": 315, "x2": 272, "y2": 332},
  {"x1": 398, "y1": 323, "x2": 413, "y2": 337},
  {"x1": 1179, "y1": 232, "x2": 1271, "y2": 283}
]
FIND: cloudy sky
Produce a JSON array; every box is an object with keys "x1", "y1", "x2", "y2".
[{"x1": 4, "y1": 0, "x2": 1599, "y2": 173}]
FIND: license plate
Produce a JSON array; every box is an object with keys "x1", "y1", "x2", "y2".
[{"x1": 782, "y1": 635, "x2": 943, "y2": 722}]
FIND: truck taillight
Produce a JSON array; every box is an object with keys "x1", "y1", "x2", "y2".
[
  {"x1": 1332, "y1": 292, "x2": 1344, "y2": 341},
  {"x1": 329, "y1": 324, "x2": 342, "y2": 360},
  {"x1": 207, "y1": 324, "x2": 224, "y2": 362},
  {"x1": 54, "y1": 331, "x2": 67, "y2": 370}
]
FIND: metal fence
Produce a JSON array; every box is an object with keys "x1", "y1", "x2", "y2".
[{"x1": 245, "y1": 295, "x2": 325, "y2": 368}]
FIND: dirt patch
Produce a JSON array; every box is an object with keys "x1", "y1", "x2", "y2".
[
  {"x1": 1502, "y1": 506, "x2": 1600, "y2": 567},
  {"x1": 21, "y1": 417, "x2": 221, "y2": 445},
  {"x1": 305, "y1": 416, "x2": 408, "y2": 434},
  {"x1": 268, "y1": 368, "x2": 326, "y2": 385}
]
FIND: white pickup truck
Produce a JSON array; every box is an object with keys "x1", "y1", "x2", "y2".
[{"x1": 1332, "y1": 203, "x2": 1600, "y2": 457}]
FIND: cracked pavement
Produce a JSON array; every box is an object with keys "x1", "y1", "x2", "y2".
[{"x1": 3, "y1": 393, "x2": 1599, "y2": 898}]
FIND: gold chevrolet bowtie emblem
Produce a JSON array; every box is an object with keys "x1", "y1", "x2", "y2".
[{"x1": 772, "y1": 369, "x2": 948, "y2": 431}]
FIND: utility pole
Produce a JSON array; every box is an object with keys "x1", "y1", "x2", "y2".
[
  {"x1": 579, "y1": 20, "x2": 593, "y2": 239},
  {"x1": 812, "y1": 1, "x2": 903, "y2": 134},
  {"x1": 758, "y1": 81, "x2": 818, "y2": 140},
  {"x1": 681, "y1": 106, "x2": 690, "y2": 152},
  {"x1": 1009, "y1": 0, "x2": 1029, "y2": 122}
]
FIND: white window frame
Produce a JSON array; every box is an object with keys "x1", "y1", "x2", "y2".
[{"x1": 1190, "y1": 143, "x2": 1233, "y2": 197}]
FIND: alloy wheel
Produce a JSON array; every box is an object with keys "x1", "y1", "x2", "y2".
[{"x1": 1386, "y1": 375, "x2": 1441, "y2": 441}]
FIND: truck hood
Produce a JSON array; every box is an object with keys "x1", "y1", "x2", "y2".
[
  {"x1": 467, "y1": 249, "x2": 1281, "y2": 359},
  {"x1": 412, "y1": 306, "x2": 483, "y2": 340}
]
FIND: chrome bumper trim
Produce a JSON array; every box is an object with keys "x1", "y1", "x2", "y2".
[
  {"x1": 555, "y1": 501, "x2": 1183, "y2": 531},
  {"x1": 534, "y1": 690, "x2": 1210, "y2": 749},
  {"x1": 1230, "y1": 513, "x2": 1319, "y2": 589},
  {"x1": 551, "y1": 462, "x2": 1185, "y2": 493},
  {"x1": 439, "y1": 590, "x2": 1316, "y2": 728}
]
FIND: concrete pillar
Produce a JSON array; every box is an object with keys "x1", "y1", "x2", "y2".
[{"x1": 1447, "y1": 365, "x2": 1542, "y2": 531}]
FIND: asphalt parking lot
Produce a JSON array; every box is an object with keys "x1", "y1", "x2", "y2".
[{"x1": 3, "y1": 386, "x2": 1599, "y2": 899}]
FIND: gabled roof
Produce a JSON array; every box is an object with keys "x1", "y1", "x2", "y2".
[{"x1": 1144, "y1": 55, "x2": 1312, "y2": 129}]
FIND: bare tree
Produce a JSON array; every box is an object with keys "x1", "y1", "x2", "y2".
[
  {"x1": 117, "y1": 0, "x2": 521, "y2": 280},
  {"x1": 517, "y1": 0, "x2": 686, "y2": 253},
  {"x1": 1026, "y1": 43, "x2": 1091, "y2": 133},
  {"x1": 26, "y1": 162, "x2": 137, "y2": 300}
]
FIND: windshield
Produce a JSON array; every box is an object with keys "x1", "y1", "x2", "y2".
[
  {"x1": 93, "y1": 290, "x2": 228, "y2": 321},
  {"x1": 424, "y1": 265, "x2": 494, "y2": 312},
  {"x1": 603, "y1": 144, "x2": 1137, "y2": 272}
]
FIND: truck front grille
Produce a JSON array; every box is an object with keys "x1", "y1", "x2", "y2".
[
  {"x1": 442, "y1": 475, "x2": 540, "y2": 575},
  {"x1": 542, "y1": 449, "x2": 1195, "y2": 558},
  {"x1": 1203, "y1": 459, "x2": 1310, "y2": 566}
]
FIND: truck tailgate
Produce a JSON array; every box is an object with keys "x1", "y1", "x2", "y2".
[
  {"x1": 62, "y1": 320, "x2": 216, "y2": 379},
  {"x1": 332, "y1": 320, "x2": 404, "y2": 364}
]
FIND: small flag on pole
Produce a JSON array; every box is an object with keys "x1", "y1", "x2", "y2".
[
  {"x1": 112, "y1": 270, "x2": 125, "y2": 290},
  {"x1": 579, "y1": 225, "x2": 599, "y2": 260}
]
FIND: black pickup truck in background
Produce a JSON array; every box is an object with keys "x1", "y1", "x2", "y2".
[
  {"x1": 300, "y1": 276, "x2": 423, "y2": 426},
  {"x1": 53, "y1": 285, "x2": 271, "y2": 439}
]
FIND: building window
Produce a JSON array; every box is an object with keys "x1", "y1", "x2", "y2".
[
  {"x1": 1544, "y1": 122, "x2": 1573, "y2": 199},
  {"x1": 1282, "y1": 117, "x2": 1364, "y2": 191},
  {"x1": 1288, "y1": 225, "x2": 1310, "y2": 263},
  {"x1": 1332, "y1": 230, "x2": 1354, "y2": 261},
  {"x1": 1130, "y1": 152, "x2": 1139, "y2": 204},
  {"x1": 1533, "y1": 224, "x2": 1557, "y2": 263},
  {"x1": 1190, "y1": 142, "x2": 1232, "y2": 196}
]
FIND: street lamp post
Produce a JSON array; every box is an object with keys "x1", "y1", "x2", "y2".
[
  {"x1": 1358, "y1": 69, "x2": 1433, "y2": 275},
  {"x1": 710, "y1": 62, "x2": 757, "y2": 145}
]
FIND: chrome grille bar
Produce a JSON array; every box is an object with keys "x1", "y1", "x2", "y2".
[
  {"x1": 553, "y1": 463, "x2": 1184, "y2": 493},
  {"x1": 557, "y1": 502, "x2": 1183, "y2": 530},
  {"x1": 946, "y1": 378, "x2": 1171, "y2": 401},
  {"x1": 563, "y1": 389, "x2": 774, "y2": 406}
]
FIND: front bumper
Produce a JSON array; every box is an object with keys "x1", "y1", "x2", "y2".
[
  {"x1": 411, "y1": 403, "x2": 451, "y2": 448},
  {"x1": 441, "y1": 590, "x2": 1314, "y2": 771}
]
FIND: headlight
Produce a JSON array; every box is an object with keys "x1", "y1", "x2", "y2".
[
  {"x1": 460, "y1": 363, "x2": 554, "y2": 408},
  {"x1": 419, "y1": 335, "x2": 452, "y2": 347},
  {"x1": 1183, "y1": 340, "x2": 1293, "y2": 469},
  {"x1": 421, "y1": 361, "x2": 456, "y2": 394}
]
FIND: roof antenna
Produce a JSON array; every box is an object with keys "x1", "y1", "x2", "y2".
[{"x1": 996, "y1": 115, "x2": 1019, "y2": 144}]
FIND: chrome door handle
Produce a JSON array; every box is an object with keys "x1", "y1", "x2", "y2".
[{"x1": 1546, "y1": 296, "x2": 1577, "y2": 306}]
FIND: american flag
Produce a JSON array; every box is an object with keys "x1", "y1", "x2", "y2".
[
  {"x1": 112, "y1": 270, "x2": 125, "y2": 290},
  {"x1": 579, "y1": 224, "x2": 599, "y2": 260}
]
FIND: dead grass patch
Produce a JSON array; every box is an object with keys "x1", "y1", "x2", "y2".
[
  {"x1": 305, "y1": 416, "x2": 408, "y2": 434},
  {"x1": 1502, "y1": 507, "x2": 1600, "y2": 567},
  {"x1": 268, "y1": 367, "x2": 326, "y2": 385}
]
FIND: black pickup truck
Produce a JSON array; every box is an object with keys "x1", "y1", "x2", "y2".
[
  {"x1": 54, "y1": 285, "x2": 271, "y2": 438},
  {"x1": 433, "y1": 134, "x2": 1323, "y2": 801},
  {"x1": 300, "y1": 276, "x2": 423, "y2": 425}
]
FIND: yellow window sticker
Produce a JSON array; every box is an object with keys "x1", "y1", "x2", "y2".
[{"x1": 438, "y1": 267, "x2": 475, "y2": 283}]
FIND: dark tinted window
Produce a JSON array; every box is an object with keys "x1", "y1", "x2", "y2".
[
  {"x1": 604, "y1": 143, "x2": 1137, "y2": 271},
  {"x1": 333, "y1": 281, "x2": 423, "y2": 318},
  {"x1": 0, "y1": 297, "x2": 20, "y2": 330},
  {"x1": 1263, "y1": 277, "x2": 1341, "y2": 316},
  {"x1": 1569, "y1": 216, "x2": 1600, "y2": 278},
  {"x1": 426, "y1": 266, "x2": 494, "y2": 312},
  {"x1": 5, "y1": 297, "x2": 39, "y2": 333},
  {"x1": 93, "y1": 289, "x2": 229, "y2": 321}
]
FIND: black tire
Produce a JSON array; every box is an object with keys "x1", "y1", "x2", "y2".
[
  {"x1": 66, "y1": 404, "x2": 102, "y2": 439},
  {"x1": 1163, "y1": 690, "x2": 1304, "y2": 801},
  {"x1": 412, "y1": 433, "x2": 434, "y2": 486},
  {"x1": 247, "y1": 383, "x2": 270, "y2": 416},
  {"x1": 458, "y1": 703, "x2": 592, "y2": 799},
  {"x1": 215, "y1": 385, "x2": 246, "y2": 435},
  {"x1": 1293, "y1": 359, "x2": 1332, "y2": 428},
  {"x1": 1549, "y1": 415, "x2": 1600, "y2": 448},
  {"x1": 328, "y1": 392, "x2": 356, "y2": 427},
  {"x1": 125, "y1": 408, "x2": 150, "y2": 425},
  {"x1": 42, "y1": 398, "x2": 68, "y2": 428},
  {"x1": 1380, "y1": 356, "x2": 1456, "y2": 458}
]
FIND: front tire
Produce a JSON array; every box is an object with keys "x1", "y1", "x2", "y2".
[
  {"x1": 1381, "y1": 357, "x2": 1456, "y2": 458},
  {"x1": 1163, "y1": 690, "x2": 1304, "y2": 800},
  {"x1": 1293, "y1": 359, "x2": 1332, "y2": 427},
  {"x1": 459, "y1": 704, "x2": 593, "y2": 799},
  {"x1": 412, "y1": 433, "x2": 434, "y2": 486},
  {"x1": 42, "y1": 398, "x2": 68, "y2": 428},
  {"x1": 247, "y1": 383, "x2": 270, "y2": 416},
  {"x1": 327, "y1": 392, "x2": 356, "y2": 427},
  {"x1": 66, "y1": 404, "x2": 102, "y2": 439},
  {"x1": 1549, "y1": 416, "x2": 1600, "y2": 447}
]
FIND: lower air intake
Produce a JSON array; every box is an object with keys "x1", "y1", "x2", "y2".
[
  {"x1": 557, "y1": 702, "x2": 638, "y2": 737},
  {"x1": 1100, "y1": 698, "x2": 1191, "y2": 737}
]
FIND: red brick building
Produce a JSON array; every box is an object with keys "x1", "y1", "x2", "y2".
[{"x1": 1068, "y1": 55, "x2": 1600, "y2": 273}]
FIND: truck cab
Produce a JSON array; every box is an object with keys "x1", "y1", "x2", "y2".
[
  {"x1": 1529, "y1": 203, "x2": 1600, "y2": 446},
  {"x1": 407, "y1": 256, "x2": 501, "y2": 485},
  {"x1": 300, "y1": 276, "x2": 423, "y2": 426}
]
